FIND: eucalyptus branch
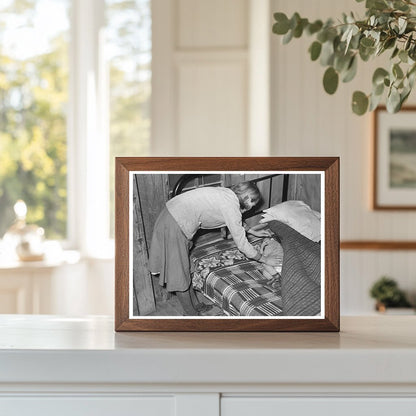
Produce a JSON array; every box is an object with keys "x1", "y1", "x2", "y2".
[{"x1": 272, "y1": 0, "x2": 416, "y2": 115}]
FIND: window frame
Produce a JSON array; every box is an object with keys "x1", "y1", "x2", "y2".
[{"x1": 67, "y1": 0, "x2": 111, "y2": 257}]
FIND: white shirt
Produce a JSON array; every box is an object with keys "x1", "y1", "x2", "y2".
[{"x1": 166, "y1": 187, "x2": 259, "y2": 259}]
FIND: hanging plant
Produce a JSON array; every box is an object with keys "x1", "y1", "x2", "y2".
[{"x1": 272, "y1": 0, "x2": 416, "y2": 115}]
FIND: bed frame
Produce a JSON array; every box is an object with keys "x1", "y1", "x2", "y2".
[{"x1": 172, "y1": 173, "x2": 289, "y2": 219}]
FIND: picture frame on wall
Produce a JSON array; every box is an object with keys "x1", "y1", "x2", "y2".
[
  {"x1": 374, "y1": 106, "x2": 416, "y2": 210},
  {"x1": 115, "y1": 157, "x2": 339, "y2": 332}
]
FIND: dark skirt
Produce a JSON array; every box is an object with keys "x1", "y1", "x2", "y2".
[{"x1": 148, "y1": 207, "x2": 192, "y2": 292}]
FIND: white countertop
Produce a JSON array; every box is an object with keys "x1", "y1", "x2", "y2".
[{"x1": 0, "y1": 315, "x2": 415, "y2": 388}]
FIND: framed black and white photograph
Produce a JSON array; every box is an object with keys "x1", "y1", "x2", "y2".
[
  {"x1": 374, "y1": 106, "x2": 416, "y2": 210},
  {"x1": 115, "y1": 157, "x2": 339, "y2": 331}
]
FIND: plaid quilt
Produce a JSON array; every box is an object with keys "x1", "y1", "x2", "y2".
[
  {"x1": 267, "y1": 220, "x2": 321, "y2": 316},
  {"x1": 190, "y1": 236, "x2": 283, "y2": 316}
]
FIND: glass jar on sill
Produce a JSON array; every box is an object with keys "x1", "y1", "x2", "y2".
[{"x1": 3, "y1": 200, "x2": 45, "y2": 262}]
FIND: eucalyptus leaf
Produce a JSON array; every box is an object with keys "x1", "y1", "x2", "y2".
[
  {"x1": 398, "y1": 17, "x2": 407, "y2": 34},
  {"x1": 273, "y1": 13, "x2": 290, "y2": 35},
  {"x1": 309, "y1": 41, "x2": 322, "y2": 61},
  {"x1": 320, "y1": 40, "x2": 335, "y2": 66},
  {"x1": 369, "y1": 92, "x2": 383, "y2": 111},
  {"x1": 369, "y1": 30, "x2": 381, "y2": 44},
  {"x1": 373, "y1": 82, "x2": 385, "y2": 95},
  {"x1": 359, "y1": 44, "x2": 375, "y2": 61},
  {"x1": 334, "y1": 51, "x2": 353, "y2": 72},
  {"x1": 282, "y1": 29, "x2": 294, "y2": 44},
  {"x1": 383, "y1": 37, "x2": 396, "y2": 50},
  {"x1": 393, "y1": 0, "x2": 409, "y2": 12},
  {"x1": 345, "y1": 25, "x2": 359, "y2": 52},
  {"x1": 341, "y1": 26, "x2": 352, "y2": 43},
  {"x1": 408, "y1": 63, "x2": 416, "y2": 77},
  {"x1": 407, "y1": 65, "x2": 416, "y2": 88},
  {"x1": 347, "y1": 13, "x2": 356, "y2": 24},
  {"x1": 393, "y1": 63, "x2": 404, "y2": 79},
  {"x1": 293, "y1": 18, "x2": 308, "y2": 38},
  {"x1": 405, "y1": 34, "x2": 413, "y2": 51},
  {"x1": 399, "y1": 49, "x2": 408, "y2": 63},
  {"x1": 391, "y1": 47, "x2": 399, "y2": 59},
  {"x1": 289, "y1": 12, "x2": 301, "y2": 32},
  {"x1": 360, "y1": 37, "x2": 375, "y2": 48},
  {"x1": 408, "y1": 71, "x2": 416, "y2": 88},
  {"x1": 342, "y1": 56, "x2": 358, "y2": 82},
  {"x1": 350, "y1": 32, "x2": 361, "y2": 49},
  {"x1": 372, "y1": 67, "x2": 389, "y2": 85},
  {"x1": 317, "y1": 31, "x2": 327, "y2": 43},
  {"x1": 390, "y1": 21, "x2": 399, "y2": 34},
  {"x1": 323, "y1": 67, "x2": 339, "y2": 94},
  {"x1": 333, "y1": 35, "x2": 341, "y2": 51},
  {"x1": 307, "y1": 20, "x2": 323, "y2": 35},
  {"x1": 400, "y1": 86, "x2": 411, "y2": 106},
  {"x1": 366, "y1": 0, "x2": 388, "y2": 10},
  {"x1": 401, "y1": 83, "x2": 411, "y2": 99},
  {"x1": 409, "y1": 45, "x2": 416, "y2": 60},
  {"x1": 386, "y1": 87, "x2": 401, "y2": 112},
  {"x1": 352, "y1": 91, "x2": 369, "y2": 115}
]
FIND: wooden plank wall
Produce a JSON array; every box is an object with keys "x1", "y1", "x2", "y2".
[
  {"x1": 132, "y1": 175, "x2": 156, "y2": 315},
  {"x1": 287, "y1": 174, "x2": 321, "y2": 212},
  {"x1": 132, "y1": 174, "x2": 169, "y2": 315}
]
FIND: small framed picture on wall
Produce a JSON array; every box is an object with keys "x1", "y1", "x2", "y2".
[
  {"x1": 374, "y1": 106, "x2": 416, "y2": 209},
  {"x1": 115, "y1": 157, "x2": 339, "y2": 332}
]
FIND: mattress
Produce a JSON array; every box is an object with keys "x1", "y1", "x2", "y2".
[{"x1": 190, "y1": 235, "x2": 283, "y2": 316}]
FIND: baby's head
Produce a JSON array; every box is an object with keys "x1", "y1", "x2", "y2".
[{"x1": 231, "y1": 181, "x2": 261, "y2": 213}]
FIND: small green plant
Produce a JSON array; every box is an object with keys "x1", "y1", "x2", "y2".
[
  {"x1": 369, "y1": 276, "x2": 411, "y2": 308},
  {"x1": 272, "y1": 0, "x2": 416, "y2": 115}
]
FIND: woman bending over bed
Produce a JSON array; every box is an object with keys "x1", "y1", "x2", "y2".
[{"x1": 148, "y1": 181, "x2": 281, "y2": 316}]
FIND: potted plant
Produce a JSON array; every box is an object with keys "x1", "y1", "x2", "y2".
[{"x1": 369, "y1": 276, "x2": 413, "y2": 312}]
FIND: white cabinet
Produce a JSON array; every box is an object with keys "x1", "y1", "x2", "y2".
[
  {"x1": 0, "y1": 316, "x2": 415, "y2": 416},
  {"x1": 222, "y1": 398, "x2": 416, "y2": 416},
  {"x1": 1, "y1": 397, "x2": 175, "y2": 416}
]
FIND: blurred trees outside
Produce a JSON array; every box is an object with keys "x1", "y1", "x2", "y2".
[
  {"x1": 0, "y1": 0, "x2": 151, "y2": 240},
  {"x1": 107, "y1": 0, "x2": 151, "y2": 237},
  {"x1": 0, "y1": 0, "x2": 69, "y2": 239}
]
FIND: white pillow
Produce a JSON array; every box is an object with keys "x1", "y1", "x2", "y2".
[{"x1": 259, "y1": 200, "x2": 321, "y2": 242}]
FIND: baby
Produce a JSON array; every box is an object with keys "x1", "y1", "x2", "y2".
[{"x1": 260, "y1": 237, "x2": 283, "y2": 280}]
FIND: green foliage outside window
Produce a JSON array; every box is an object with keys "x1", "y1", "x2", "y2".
[
  {"x1": 0, "y1": 1, "x2": 69, "y2": 238},
  {"x1": 107, "y1": 0, "x2": 151, "y2": 237},
  {"x1": 0, "y1": 0, "x2": 151, "y2": 240}
]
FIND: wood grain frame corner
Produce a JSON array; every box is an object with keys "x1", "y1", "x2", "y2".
[
  {"x1": 115, "y1": 157, "x2": 340, "y2": 332},
  {"x1": 373, "y1": 106, "x2": 416, "y2": 211}
]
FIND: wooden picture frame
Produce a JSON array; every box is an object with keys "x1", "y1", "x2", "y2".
[
  {"x1": 115, "y1": 157, "x2": 339, "y2": 332},
  {"x1": 373, "y1": 106, "x2": 416, "y2": 210}
]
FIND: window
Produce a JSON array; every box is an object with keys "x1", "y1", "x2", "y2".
[
  {"x1": 106, "y1": 0, "x2": 151, "y2": 237},
  {"x1": 0, "y1": 0, "x2": 151, "y2": 253},
  {"x1": 0, "y1": 0, "x2": 70, "y2": 239}
]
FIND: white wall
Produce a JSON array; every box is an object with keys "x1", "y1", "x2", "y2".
[
  {"x1": 52, "y1": 0, "x2": 416, "y2": 316},
  {"x1": 152, "y1": 0, "x2": 271, "y2": 156},
  {"x1": 271, "y1": 0, "x2": 416, "y2": 313}
]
